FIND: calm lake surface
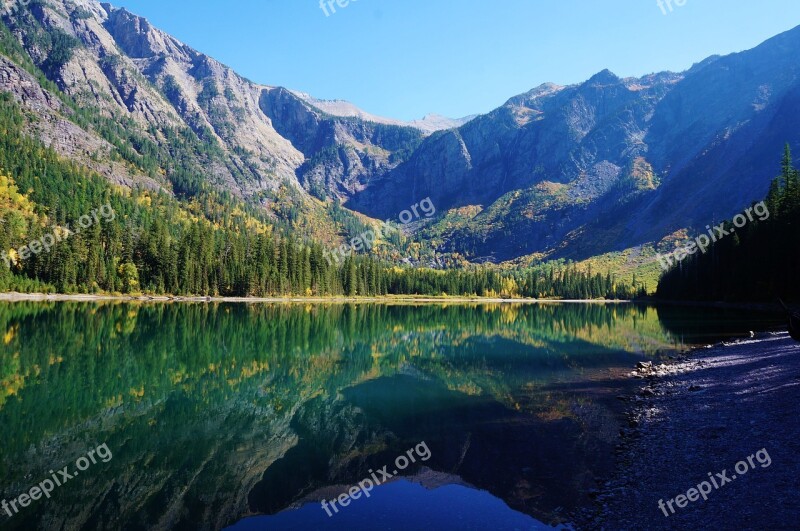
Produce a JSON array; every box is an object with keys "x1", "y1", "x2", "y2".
[{"x1": 0, "y1": 302, "x2": 781, "y2": 530}]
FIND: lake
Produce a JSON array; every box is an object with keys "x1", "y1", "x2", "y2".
[{"x1": 0, "y1": 302, "x2": 781, "y2": 530}]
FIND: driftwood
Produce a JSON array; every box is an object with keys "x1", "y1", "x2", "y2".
[{"x1": 779, "y1": 299, "x2": 800, "y2": 342}]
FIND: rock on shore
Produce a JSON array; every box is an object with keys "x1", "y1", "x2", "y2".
[{"x1": 590, "y1": 332, "x2": 800, "y2": 530}]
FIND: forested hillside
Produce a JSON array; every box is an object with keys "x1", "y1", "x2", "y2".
[{"x1": 657, "y1": 146, "x2": 800, "y2": 302}]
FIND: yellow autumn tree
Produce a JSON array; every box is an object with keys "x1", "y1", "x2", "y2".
[{"x1": 0, "y1": 170, "x2": 39, "y2": 265}]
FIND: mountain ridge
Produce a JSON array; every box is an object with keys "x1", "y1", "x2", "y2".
[
  {"x1": 347, "y1": 24, "x2": 800, "y2": 262},
  {"x1": 288, "y1": 90, "x2": 476, "y2": 133}
]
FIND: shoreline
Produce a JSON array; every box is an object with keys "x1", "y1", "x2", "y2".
[
  {"x1": 585, "y1": 331, "x2": 800, "y2": 529},
  {"x1": 0, "y1": 292, "x2": 633, "y2": 304},
  {"x1": 1, "y1": 292, "x2": 788, "y2": 310}
]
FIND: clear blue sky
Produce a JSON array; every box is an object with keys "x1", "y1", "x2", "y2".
[{"x1": 116, "y1": 0, "x2": 800, "y2": 121}]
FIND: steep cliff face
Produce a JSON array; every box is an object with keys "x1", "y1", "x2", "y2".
[
  {"x1": 0, "y1": 43, "x2": 164, "y2": 190},
  {"x1": 0, "y1": 0, "x2": 425, "y2": 206},
  {"x1": 1, "y1": 0, "x2": 288, "y2": 202},
  {"x1": 75, "y1": 1, "x2": 304, "y2": 193},
  {"x1": 259, "y1": 87, "x2": 424, "y2": 199},
  {"x1": 101, "y1": 4, "x2": 315, "y2": 193}
]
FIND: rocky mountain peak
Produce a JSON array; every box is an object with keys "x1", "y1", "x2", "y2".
[
  {"x1": 586, "y1": 68, "x2": 621, "y2": 86},
  {"x1": 101, "y1": 3, "x2": 190, "y2": 59}
]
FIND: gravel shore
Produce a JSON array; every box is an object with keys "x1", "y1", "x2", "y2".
[{"x1": 591, "y1": 332, "x2": 800, "y2": 530}]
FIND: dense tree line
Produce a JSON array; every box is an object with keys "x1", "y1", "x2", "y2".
[
  {"x1": 518, "y1": 265, "x2": 646, "y2": 300},
  {"x1": 657, "y1": 145, "x2": 800, "y2": 302}
]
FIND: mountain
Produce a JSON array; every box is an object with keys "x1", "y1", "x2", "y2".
[
  {"x1": 289, "y1": 91, "x2": 476, "y2": 133},
  {"x1": 1, "y1": 0, "x2": 800, "y2": 269},
  {"x1": 347, "y1": 29, "x2": 800, "y2": 262}
]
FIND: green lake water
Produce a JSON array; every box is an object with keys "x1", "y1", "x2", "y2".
[{"x1": 0, "y1": 302, "x2": 781, "y2": 530}]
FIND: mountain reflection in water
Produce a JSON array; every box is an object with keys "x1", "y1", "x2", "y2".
[{"x1": 0, "y1": 302, "x2": 779, "y2": 530}]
